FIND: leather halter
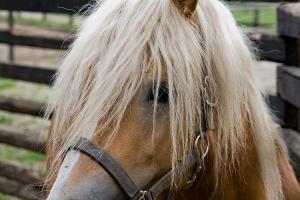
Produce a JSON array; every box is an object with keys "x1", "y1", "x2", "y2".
[
  {"x1": 63, "y1": 130, "x2": 209, "y2": 200},
  {"x1": 62, "y1": 95, "x2": 214, "y2": 199}
]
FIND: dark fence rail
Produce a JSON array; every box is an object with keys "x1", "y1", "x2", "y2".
[
  {"x1": 248, "y1": 33, "x2": 286, "y2": 63},
  {"x1": 276, "y1": 3, "x2": 300, "y2": 132},
  {"x1": 0, "y1": 125, "x2": 46, "y2": 153},
  {"x1": 0, "y1": 96, "x2": 46, "y2": 117},
  {"x1": 0, "y1": 176, "x2": 41, "y2": 200},
  {"x1": 0, "y1": 0, "x2": 93, "y2": 14},
  {"x1": 0, "y1": 30, "x2": 72, "y2": 50},
  {"x1": 0, "y1": 63, "x2": 56, "y2": 84},
  {"x1": 277, "y1": 66, "x2": 300, "y2": 109},
  {"x1": 0, "y1": 161, "x2": 43, "y2": 185}
]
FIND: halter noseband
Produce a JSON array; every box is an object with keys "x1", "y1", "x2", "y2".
[{"x1": 65, "y1": 132, "x2": 208, "y2": 200}]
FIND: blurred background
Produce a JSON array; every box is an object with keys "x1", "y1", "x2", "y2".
[{"x1": 0, "y1": 0, "x2": 299, "y2": 199}]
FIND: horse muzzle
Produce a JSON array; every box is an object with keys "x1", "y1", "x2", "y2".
[
  {"x1": 50, "y1": 136, "x2": 207, "y2": 200},
  {"x1": 47, "y1": 168, "x2": 128, "y2": 200}
]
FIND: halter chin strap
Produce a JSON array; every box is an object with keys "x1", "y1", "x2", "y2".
[{"x1": 66, "y1": 131, "x2": 209, "y2": 200}]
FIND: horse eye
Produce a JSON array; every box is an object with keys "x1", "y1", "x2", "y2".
[{"x1": 147, "y1": 86, "x2": 169, "y2": 103}]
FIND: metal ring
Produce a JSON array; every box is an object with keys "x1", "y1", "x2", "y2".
[
  {"x1": 206, "y1": 99, "x2": 217, "y2": 107},
  {"x1": 203, "y1": 76, "x2": 218, "y2": 107},
  {"x1": 204, "y1": 75, "x2": 210, "y2": 86},
  {"x1": 194, "y1": 135, "x2": 209, "y2": 160},
  {"x1": 138, "y1": 190, "x2": 148, "y2": 200},
  {"x1": 185, "y1": 136, "x2": 210, "y2": 188},
  {"x1": 202, "y1": 142, "x2": 210, "y2": 160},
  {"x1": 194, "y1": 135, "x2": 201, "y2": 147}
]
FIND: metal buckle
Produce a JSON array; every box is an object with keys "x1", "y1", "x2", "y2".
[{"x1": 138, "y1": 190, "x2": 148, "y2": 200}]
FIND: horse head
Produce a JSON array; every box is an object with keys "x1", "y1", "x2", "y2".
[{"x1": 45, "y1": 0, "x2": 299, "y2": 199}]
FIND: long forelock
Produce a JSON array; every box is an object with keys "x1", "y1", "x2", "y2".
[{"x1": 45, "y1": 0, "x2": 283, "y2": 199}]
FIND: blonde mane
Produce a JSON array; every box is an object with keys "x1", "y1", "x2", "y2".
[{"x1": 45, "y1": 0, "x2": 283, "y2": 199}]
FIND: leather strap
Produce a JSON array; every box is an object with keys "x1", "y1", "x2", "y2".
[
  {"x1": 143, "y1": 147, "x2": 201, "y2": 200},
  {"x1": 67, "y1": 135, "x2": 206, "y2": 200},
  {"x1": 72, "y1": 137, "x2": 140, "y2": 198}
]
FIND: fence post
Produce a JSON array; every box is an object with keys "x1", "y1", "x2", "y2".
[
  {"x1": 69, "y1": 14, "x2": 74, "y2": 29},
  {"x1": 277, "y1": 2, "x2": 300, "y2": 132},
  {"x1": 8, "y1": 11, "x2": 14, "y2": 62},
  {"x1": 253, "y1": 8, "x2": 260, "y2": 27},
  {"x1": 42, "y1": 12, "x2": 47, "y2": 21}
]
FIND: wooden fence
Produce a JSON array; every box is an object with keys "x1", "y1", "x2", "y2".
[
  {"x1": 0, "y1": 1, "x2": 91, "y2": 199},
  {"x1": 0, "y1": 1, "x2": 299, "y2": 199}
]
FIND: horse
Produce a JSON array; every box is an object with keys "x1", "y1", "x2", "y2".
[{"x1": 44, "y1": 0, "x2": 300, "y2": 199}]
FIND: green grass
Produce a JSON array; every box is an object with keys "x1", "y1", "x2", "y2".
[
  {"x1": 0, "y1": 12, "x2": 76, "y2": 30},
  {"x1": 0, "y1": 193, "x2": 19, "y2": 200},
  {"x1": 232, "y1": 9, "x2": 276, "y2": 28},
  {"x1": 0, "y1": 113, "x2": 14, "y2": 123},
  {"x1": 0, "y1": 144, "x2": 45, "y2": 170},
  {"x1": 14, "y1": 14, "x2": 76, "y2": 30},
  {"x1": 0, "y1": 79, "x2": 16, "y2": 90},
  {"x1": 0, "y1": 77, "x2": 51, "y2": 102}
]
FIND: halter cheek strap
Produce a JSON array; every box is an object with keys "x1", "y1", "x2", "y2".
[
  {"x1": 65, "y1": 132, "x2": 208, "y2": 200},
  {"x1": 71, "y1": 137, "x2": 139, "y2": 198}
]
